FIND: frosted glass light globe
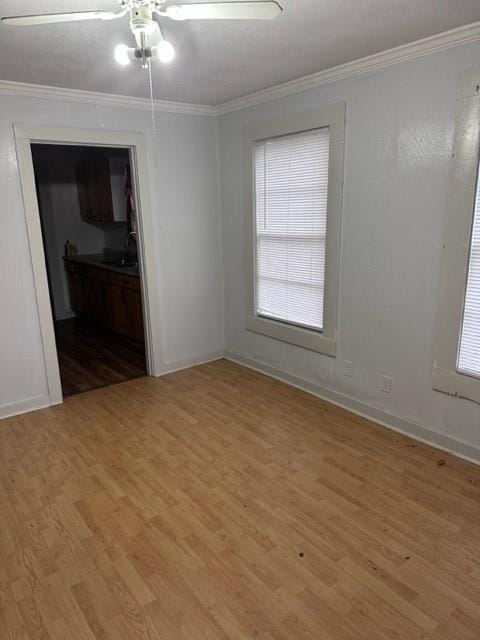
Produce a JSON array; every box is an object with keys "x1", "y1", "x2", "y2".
[
  {"x1": 114, "y1": 43, "x2": 130, "y2": 66},
  {"x1": 156, "y1": 40, "x2": 175, "y2": 63}
]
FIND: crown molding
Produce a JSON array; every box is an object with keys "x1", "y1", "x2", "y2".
[
  {"x1": 1, "y1": 21, "x2": 480, "y2": 118},
  {"x1": 216, "y1": 20, "x2": 480, "y2": 115},
  {"x1": 0, "y1": 79, "x2": 217, "y2": 116}
]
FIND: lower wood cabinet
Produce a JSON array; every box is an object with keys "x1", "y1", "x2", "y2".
[
  {"x1": 88, "y1": 276, "x2": 108, "y2": 326},
  {"x1": 64, "y1": 260, "x2": 144, "y2": 343},
  {"x1": 122, "y1": 286, "x2": 144, "y2": 342},
  {"x1": 105, "y1": 283, "x2": 127, "y2": 336},
  {"x1": 65, "y1": 264, "x2": 87, "y2": 317}
]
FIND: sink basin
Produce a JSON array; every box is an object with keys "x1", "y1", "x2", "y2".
[{"x1": 102, "y1": 259, "x2": 138, "y2": 268}]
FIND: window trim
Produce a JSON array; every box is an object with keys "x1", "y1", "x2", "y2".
[
  {"x1": 433, "y1": 73, "x2": 480, "y2": 403},
  {"x1": 244, "y1": 103, "x2": 346, "y2": 356}
]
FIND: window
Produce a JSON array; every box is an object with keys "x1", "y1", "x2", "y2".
[
  {"x1": 433, "y1": 73, "x2": 480, "y2": 402},
  {"x1": 244, "y1": 104, "x2": 345, "y2": 355},
  {"x1": 458, "y1": 166, "x2": 480, "y2": 378},
  {"x1": 255, "y1": 128, "x2": 329, "y2": 331}
]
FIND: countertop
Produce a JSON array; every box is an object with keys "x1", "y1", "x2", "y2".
[{"x1": 63, "y1": 253, "x2": 139, "y2": 277}]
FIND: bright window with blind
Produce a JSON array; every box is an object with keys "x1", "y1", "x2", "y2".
[
  {"x1": 433, "y1": 73, "x2": 480, "y2": 403},
  {"x1": 244, "y1": 104, "x2": 345, "y2": 356},
  {"x1": 457, "y1": 161, "x2": 480, "y2": 378},
  {"x1": 254, "y1": 128, "x2": 329, "y2": 331}
]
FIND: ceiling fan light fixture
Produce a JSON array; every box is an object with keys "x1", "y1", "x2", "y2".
[
  {"x1": 2, "y1": 1, "x2": 283, "y2": 72},
  {"x1": 155, "y1": 40, "x2": 175, "y2": 63},
  {"x1": 114, "y1": 43, "x2": 132, "y2": 65}
]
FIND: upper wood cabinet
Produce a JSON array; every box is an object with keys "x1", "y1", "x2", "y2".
[{"x1": 76, "y1": 155, "x2": 128, "y2": 224}]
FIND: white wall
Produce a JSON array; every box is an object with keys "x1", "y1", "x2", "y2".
[
  {"x1": 219, "y1": 41, "x2": 480, "y2": 459},
  {"x1": 2, "y1": 39, "x2": 479, "y2": 462},
  {"x1": 0, "y1": 95, "x2": 224, "y2": 415}
]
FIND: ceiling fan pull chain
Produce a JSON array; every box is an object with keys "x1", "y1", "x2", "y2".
[{"x1": 147, "y1": 58, "x2": 159, "y2": 168}]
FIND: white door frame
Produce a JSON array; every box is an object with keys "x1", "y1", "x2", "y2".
[{"x1": 14, "y1": 124, "x2": 163, "y2": 405}]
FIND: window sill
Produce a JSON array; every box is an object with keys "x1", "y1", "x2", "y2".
[
  {"x1": 246, "y1": 314, "x2": 336, "y2": 356},
  {"x1": 432, "y1": 365, "x2": 480, "y2": 405}
]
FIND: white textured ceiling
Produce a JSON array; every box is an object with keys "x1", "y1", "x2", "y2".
[{"x1": 1, "y1": 1, "x2": 480, "y2": 105}]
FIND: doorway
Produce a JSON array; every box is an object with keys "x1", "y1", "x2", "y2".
[
  {"x1": 15, "y1": 125, "x2": 162, "y2": 405},
  {"x1": 32, "y1": 144, "x2": 147, "y2": 396}
]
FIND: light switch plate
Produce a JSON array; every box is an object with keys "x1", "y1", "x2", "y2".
[
  {"x1": 380, "y1": 374, "x2": 392, "y2": 393},
  {"x1": 343, "y1": 360, "x2": 353, "y2": 377}
]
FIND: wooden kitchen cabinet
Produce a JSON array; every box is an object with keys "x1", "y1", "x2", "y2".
[
  {"x1": 64, "y1": 259, "x2": 144, "y2": 343},
  {"x1": 76, "y1": 158, "x2": 113, "y2": 222},
  {"x1": 76, "y1": 155, "x2": 127, "y2": 224},
  {"x1": 86, "y1": 274, "x2": 108, "y2": 326},
  {"x1": 123, "y1": 287, "x2": 144, "y2": 343},
  {"x1": 105, "y1": 284, "x2": 143, "y2": 342},
  {"x1": 106, "y1": 284, "x2": 128, "y2": 336},
  {"x1": 65, "y1": 263, "x2": 87, "y2": 316}
]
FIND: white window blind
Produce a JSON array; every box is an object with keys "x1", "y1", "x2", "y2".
[
  {"x1": 254, "y1": 127, "x2": 330, "y2": 331},
  {"x1": 458, "y1": 159, "x2": 480, "y2": 377}
]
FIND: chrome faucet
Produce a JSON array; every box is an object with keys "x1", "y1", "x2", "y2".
[
  {"x1": 124, "y1": 231, "x2": 137, "y2": 264},
  {"x1": 125, "y1": 230, "x2": 137, "y2": 250}
]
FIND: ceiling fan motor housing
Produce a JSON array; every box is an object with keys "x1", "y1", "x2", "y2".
[
  {"x1": 129, "y1": 4, "x2": 159, "y2": 53},
  {"x1": 130, "y1": 5, "x2": 156, "y2": 33}
]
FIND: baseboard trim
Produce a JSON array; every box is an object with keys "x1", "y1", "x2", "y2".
[
  {"x1": 0, "y1": 395, "x2": 52, "y2": 420},
  {"x1": 5, "y1": 353, "x2": 478, "y2": 466},
  {"x1": 225, "y1": 350, "x2": 480, "y2": 466},
  {"x1": 156, "y1": 350, "x2": 225, "y2": 377},
  {"x1": 0, "y1": 352, "x2": 225, "y2": 421},
  {"x1": 56, "y1": 311, "x2": 76, "y2": 322}
]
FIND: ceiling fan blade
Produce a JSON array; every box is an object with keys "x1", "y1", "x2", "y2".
[
  {"x1": 165, "y1": 1, "x2": 282, "y2": 21},
  {"x1": 1, "y1": 10, "x2": 121, "y2": 26}
]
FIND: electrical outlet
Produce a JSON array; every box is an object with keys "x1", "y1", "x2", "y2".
[
  {"x1": 343, "y1": 360, "x2": 353, "y2": 377},
  {"x1": 380, "y1": 374, "x2": 392, "y2": 393}
]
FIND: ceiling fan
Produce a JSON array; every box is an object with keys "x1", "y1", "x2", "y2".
[{"x1": 1, "y1": 0, "x2": 283, "y2": 68}]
